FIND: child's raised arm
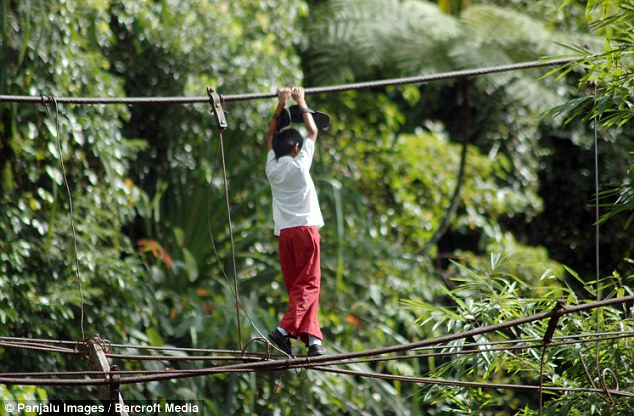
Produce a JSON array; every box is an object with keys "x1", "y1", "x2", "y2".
[
  {"x1": 266, "y1": 87, "x2": 291, "y2": 151},
  {"x1": 292, "y1": 87, "x2": 318, "y2": 142}
]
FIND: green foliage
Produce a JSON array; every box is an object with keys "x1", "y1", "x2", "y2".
[
  {"x1": 538, "y1": 0, "x2": 634, "y2": 278},
  {"x1": 303, "y1": 0, "x2": 596, "y2": 114},
  {"x1": 300, "y1": 0, "x2": 604, "y2": 270},
  {"x1": 342, "y1": 127, "x2": 539, "y2": 253},
  {"x1": 406, "y1": 252, "x2": 634, "y2": 415},
  {"x1": 2, "y1": 0, "x2": 633, "y2": 414},
  {"x1": 571, "y1": 0, "x2": 634, "y2": 241},
  {"x1": 597, "y1": 162, "x2": 634, "y2": 229},
  {"x1": 547, "y1": 0, "x2": 633, "y2": 128},
  {"x1": 1, "y1": 1, "x2": 153, "y2": 400}
]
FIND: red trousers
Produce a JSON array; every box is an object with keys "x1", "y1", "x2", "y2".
[{"x1": 278, "y1": 226, "x2": 323, "y2": 344}]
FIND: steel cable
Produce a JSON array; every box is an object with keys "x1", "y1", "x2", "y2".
[
  {"x1": 0, "y1": 58, "x2": 580, "y2": 106},
  {"x1": 312, "y1": 367, "x2": 634, "y2": 399},
  {"x1": 0, "y1": 295, "x2": 632, "y2": 386}
]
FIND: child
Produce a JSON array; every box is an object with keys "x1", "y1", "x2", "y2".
[{"x1": 265, "y1": 86, "x2": 324, "y2": 357}]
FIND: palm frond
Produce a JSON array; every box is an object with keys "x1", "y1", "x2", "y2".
[
  {"x1": 460, "y1": 5, "x2": 550, "y2": 57},
  {"x1": 304, "y1": 0, "x2": 460, "y2": 84},
  {"x1": 304, "y1": 0, "x2": 603, "y2": 116},
  {"x1": 505, "y1": 75, "x2": 567, "y2": 114}
]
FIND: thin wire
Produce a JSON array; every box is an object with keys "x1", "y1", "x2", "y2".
[
  {"x1": 590, "y1": 84, "x2": 616, "y2": 406},
  {"x1": 283, "y1": 368, "x2": 307, "y2": 415},
  {"x1": 104, "y1": 353, "x2": 273, "y2": 362},
  {"x1": 592, "y1": 82, "x2": 602, "y2": 378},
  {"x1": 263, "y1": 370, "x2": 288, "y2": 414},
  {"x1": 46, "y1": 96, "x2": 86, "y2": 341},
  {"x1": 0, "y1": 58, "x2": 581, "y2": 106},
  {"x1": 0, "y1": 336, "x2": 81, "y2": 345},
  {"x1": 109, "y1": 344, "x2": 249, "y2": 353},
  {"x1": 538, "y1": 346, "x2": 548, "y2": 416},
  {"x1": 206, "y1": 132, "x2": 291, "y2": 358},
  {"x1": 217, "y1": 130, "x2": 243, "y2": 351}
]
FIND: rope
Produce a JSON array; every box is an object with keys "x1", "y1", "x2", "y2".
[
  {"x1": 3, "y1": 329, "x2": 632, "y2": 355},
  {"x1": 43, "y1": 96, "x2": 86, "y2": 341},
  {"x1": 2, "y1": 301, "x2": 632, "y2": 365},
  {"x1": 0, "y1": 58, "x2": 580, "y2": 106},
  {"x1": 2, "y1": 54, "x2": 626, "y2": 411},
  {"x1": 274, "y1": 295, "x2": 634, "y2": 367},
  {"x1": 0, "y1": 368, "x2": 254, "y2": 377},
  {"x1": 3, "y1": 364, "x2": 633, "y2": 400}
]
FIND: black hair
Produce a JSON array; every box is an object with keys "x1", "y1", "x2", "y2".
[{"x1": 272, "y1": 128, "x2": 304, "y2": 159}]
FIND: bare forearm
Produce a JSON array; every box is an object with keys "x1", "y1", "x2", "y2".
[
  {"x1": 267, "y1": 88, "x2": 292, "y2": 150},
  {"x1": 266, "y1": 102, "x2": 286, "y2": 150},
  {"x1": 294, "y1": 94, "x2": 318, "y2": 142}
]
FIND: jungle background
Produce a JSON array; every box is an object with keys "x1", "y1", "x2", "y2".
[{"x1": 1, "y1": 0, "x2": 633, "y2": 414}]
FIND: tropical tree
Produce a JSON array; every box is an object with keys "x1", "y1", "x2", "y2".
[
  {"x1": 298, "y1": 0, "x2": 634, "y2": 414},
  {"x1": 1, "y1": 0, "x2": 433, "y2": 413},
  {"x1": 300, "y1": 0, "x2": 634, "y2": 278},
  {"x1": 0, "y1": 0, "x2": 155, "y2": 402},
  {"x1": 2, "y1": 0, "x2": 632, "y2": 414},
  {"x1": 301, "y1": 0, "x2": 578, "y2": 269},
  {"x1": 564, "y1": 0, "x2": 634, "y2": 187},
  {"x1": 406, "y1": 252, "x2": 634, "y2": 415}
]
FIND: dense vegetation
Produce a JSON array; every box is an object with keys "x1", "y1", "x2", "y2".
[{"x1": 1, "y1": 0, "x2": 633, "y2": 414}]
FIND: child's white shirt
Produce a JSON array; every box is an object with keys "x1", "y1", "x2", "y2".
[{"x1": 265, "y1": 139, "x2": 324, "y2": 236}]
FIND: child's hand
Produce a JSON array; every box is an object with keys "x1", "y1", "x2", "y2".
[
  {"x1": 291, "y1": 87, "x2": 305, "y2": 103},
  {"x1": 277, "y1": 88, "x2": 291, "y2": 106}
]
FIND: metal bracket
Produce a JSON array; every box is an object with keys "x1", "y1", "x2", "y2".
[
  {"x1": 87, "y1": 336, "x2": 129, "y2": 415},
  {"x1": 207, "y1": 87, "x2": 228, "y2": 131}
]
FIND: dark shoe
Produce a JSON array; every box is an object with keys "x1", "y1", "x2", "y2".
[
  {"x1": 307, "y1": 344, "x2": 324, "y2": 357},
  {"x1": 269, "y1": 329, "x2": 292, "y2": 356}
]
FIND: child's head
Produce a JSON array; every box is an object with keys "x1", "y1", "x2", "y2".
[{"x1": 273, "y1": 128, "x2": 304, "y2": 159}]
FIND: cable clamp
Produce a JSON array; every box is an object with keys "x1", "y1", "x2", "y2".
[
  {"x1": 92, "y1": 334, "x2": 112, "y2": 354},
  {"x1": 207, "y1": 87, "x2": 228, "y2": 131},
  {"x1": 40, "y1": 95, "x2": 52, "y2": 117}
]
